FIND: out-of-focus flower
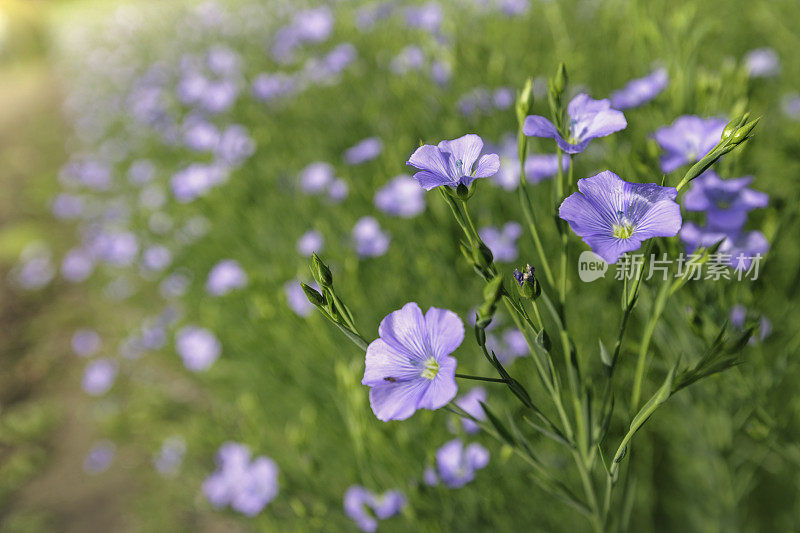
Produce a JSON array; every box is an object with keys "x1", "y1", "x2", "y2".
[
  {"x1": 328, "y1": 178, "x2": 349, "y2": 202},
  {"x1": 142, "y1": 245, "x2": 172, "y2": 272},
  {"x1": 154, "y1": 436, "x2": 186, "y2": 478},
  {"x1": 405, "y1": 2, "x2": 443, "y2": 33},
  {"x1": 681, "y1": 171, "x2": 768, "y2": 231},
  {"x1": 271, "y1": 7, "x2": 334, "y2": 63},
  {"x1": 362, "y1": 302, "x2": 463, "y2": 421},
  {"x1": 252, "y1": 73, "x2": 297, "y2": 102},
  {"x1": 183, "y1": 114, "x2": 220, "y2": 152},
  {"x1": 160, "y1": 273, "x2": 191, "y2": 299},
  {"x1": 407, "y1": 134, "x2": 500, "y2": 190},
  {"x1": 524, "y1": 94, "x2": 627, "y2": 154},
  {"x1": 206, "y1": 259, "x2": 248, "y2": 296},
  {"x1": 128, "y1": 159, "x2": 156, "y2": 185},
  {"x1": 559, "y1": 171, "x2": 682, "y2": 263},
  {"x1": 82, "y1": 358, "x2": 118, "y2": 396},
  {"x1": 679, "y1": 223, "x2": 769, "y2": 270},
  {"x1": 12, "y1": 245, "x2": 55, "y2": 290},
  {"x1": 352, "y1": 216, "x2": 390, "y2": 258},
  {"x1": 744, "y1": 47, "x2": 780, "y2": 78},
  {"x1": 203, "y1": 442, "x2": 279, "y2": 516},
  {"x1": 61, "y1": 248, "x2": 95, "y2": 282},
  {"x1": 486, "y1": 328, "x2": 528, "y2": 365},
  {"x1": 285, "y1": 280, "x2": 317, "y2": 317},
  {"x1": 299, "y1": 162, "x2": 335, "y2": 194},
  {"x1": 781, "y1": 93, "x2": 800, "y2": 121},
  {"x1": 390, "y1": 45, "x2": 425, "y2": 75},
  {"x1": 215, "y1": 124, "x2": 255, "y2": 166},
  {"x1": 52, "y1": 193, "x2": 85, "y2": 219},
  {"x1": 374, "y1": 175, "x2": 426, "y2": 217},
  {"x1": 175, "y1": 326, "x2": 221, "y2": 372},
  {"x1": 479, "y1": 222, "x2": 522, "y2": 262},
  {"x1": 297, "y1": 230, "x2": 324, "y2": 257},
  {"x1": 344, "y1": 137, "x2": 383, "y2": 165},
  {"x1": 455, "y1": 387, "x2": 487, "y2": 434},
  {"x1": 344, "y1": 486, "x2": 406, "y2": 532},
  {"x1": 610, "y1": 67, "x2": 668, "y2": 110},
  {"x1": 431, "y1": 59, "x2": 452, "y2": 85},
  {"x1": 435, "y1": 439, "x2": 490, "y2": 488},
  {"x1": 171, "y1": 163, "x2": 228, "y2": 203},
  {"x1": 72, "y1": 329, "x2": 101, "y2": 357},
  {"x1": 84, "y1": 440, "x2": 116, "y2": 474},
  {"x1": 653, "y1": 116, "x2": 726, "y2": 173},
  {"x1": 492, "y1": 87, "x2": 515, "y2": 109},
  {"x1": 355, "y1": 1, "x2": 395, "y2": 31}
]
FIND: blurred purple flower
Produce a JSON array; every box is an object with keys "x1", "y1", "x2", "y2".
[
  {"x1": 436, "y1": 439, "x2": 490, "y2": 488},
  {"x1": 215, "y1": 124, "x2": 255, "y2": 166},
  {"x1": 610, "y1": 67, "x2": 668, "y2": 110},
  {"x1": 681, "y1": 171, "x2": 768, "y2": 231},
  {"x1": 207, "y1": 45, "x2": 240, "y2": 77},
  {"x1": 344, "y1": 486, "x2": 406, "y2": 532},
  {"x1": 252, "y1": 73, "x2": 297, "y2": 101},
  {"x1": 352, "y1": 216, "x2": 390, "y2": 258},
  {"x1": 654, "y1": 115, "x2": 726, "y2": 173},
  {"x1": 206, "y1": 259, "x2": 248, "y2": 296},
  {"x1": 374, "y1": 175, "x2": 426, "y2": 217},
  {"x1": 52, "y1": 193, "x2": 85, "y2": 219},
  {"x1": 175, "y1": 326, "x2": 221, "y2": 372},
  {"x1": 344, "y1": 137, "x2": 383, "y2": 165},
  {"x1": 160, "y1": 273, "x2": 190, "y2": 299},
  {"x1": 297, "y1": 230, "x2": 324, "y2": 257},
  {"x1": 299, "y1": 162, "x2": 335, "y2": 194},
  {"x1": 431, "y1": 59, "x2": 452, "y2": 85},
  {"x1": 128, "y1": 159, "x2": 156, "y2": 185},
  {"x1": 486, "y1": 328, "x2": 529, "y2": 365},
  {"x1": 142, "y1": 245, "x2": 172, "y2": 272},
  {"x1": 285, "y1": 280, "x2": 317, "y2": 317},
  {"x1": 362, "y1": 302, "x2": 463, "y2": 421},
  {"x1": 183, "y1": 115, "x2": 220, "y2": 151},
  {"x1": 559, "y1": 171, "x2": 682, "y2": 263},
  {"x1": 492, "y1": 87, "x2": 514, "y2": 109},
  {"x1": 455, "y1": 387, "x2": 487, "y2": 434},
  {"x1": 730, "y1": 304, "x2": 747, "y2": 328},
  {"x1": 782, "y1": 93, "x2": 800, "y2": 120},
  {"x1": 171, "y1": 163, "x2": 228, "y2": 202},
  {"x1": 405, "y1": 2, "x2": 443, "y2": 33},
  {"x1": 82, "y1": 359, "x2": 118, "y2": 396},
  {"x1": 84, "y1": 440, "x2": 116, "y2": 474},
  {"x1": 94, "y1": 231, "x2": 139, "y2": 267},
  {"x1": 328, "y1": 178, "x2": 349, "y2": 202},
  {"x1": 524, "y1": 93, "x2": 627, "y2": 154},
  {"x1": 61, "y1": 248, "x2": 95, "y2": 282},
  {"x1": 390, "y1": 46, "x2": 425, "y2": 75},
  {"x1": 679, "y1": 223, "x2": 769, "y2": 270},
  {"x1": 355, "y1": 1, "x2": 395, "y2": 31},
  {"x1": 744, "y1": 47, "x2": 780, "y2": 78},
  {"x1": 154, "y1": 436, "x2": 186, "y2": 478},
  {"x1": 203, "y1": 442, "x2": 279, "y2": 516},
  {"x1": 72, "y1": 329, "x2": 101, "y2": 357},
  {"x1": 407, "y1": 134, "x2": 500, "y2": 190},
  {"x1": 13, "y1": 246, "x2": 55, "y2": 290},
  {"x1": 479, "y1": 222, "x2": 522, "y2": 262}
]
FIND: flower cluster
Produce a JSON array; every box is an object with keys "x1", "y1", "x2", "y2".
[{"x1": 203, "y1": 442, "x2": 279, "y2": 516}]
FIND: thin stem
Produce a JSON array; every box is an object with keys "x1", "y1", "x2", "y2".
[
  {"x1": 455, "y1": 373, "x2": 506, "y2": 383},
  {"x1": 630, "y1": 277, "x2": 670, "y2": 411}
]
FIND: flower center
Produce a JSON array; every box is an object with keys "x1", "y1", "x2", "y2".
[
  {"x1": 454, "y1": 158, "x2": 464, "y2": 176},
  {"x1": 613, "y1": 222, "x2": 635, "y2": 239},
  {"x1": 420, "y1": 357, "x2": 439, "y2": 380}
]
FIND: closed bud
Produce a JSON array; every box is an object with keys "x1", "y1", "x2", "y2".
[
  {"x1": 475, "y1": 242, "x2": 494, "y2": 269},
  {"x1": 474, "y1": 323, "x2": 487, "y2": 346},
  {"x1": 301, "y1": 283, "x2": 325, "y2": 307},
  {"x1": 731, "y1": 117, "x2": 759, "y2": 144},
  {"x1": 311, "y1": 253, "x2": 333, "y2": 287},
  {"x1": 483, "y1": 275, "x2": 504, "y2": 306},
  {"x1": 512, "y1": 264, "x2": 539, "y2": 300},
  {"x1": 456, "y1": 183, "x2": 470, "y2": 201},
  {"x1": 515, "y1": 77, "x2": 534, "y2": 124},
  {"x1": 721, "y1": 112, "x2": 748, "y2": 140},
  {"x1": 553, "y1": 62, "x2": 568, "y2": 95}
]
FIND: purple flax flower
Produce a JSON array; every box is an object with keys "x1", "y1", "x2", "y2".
[
  {"x1": 160, "y1": 273, "x2": 190, "y2": 299},
  {"x1": 175, "y1": 326, "x2": 221, "y2": 372},
  {"x1": 525, "y1": 154, "x2": 570, "y2": 184},
  {"x1": 72, "y1": 329, "x2": 101, "y2": 357},
  {"x1": 681, "y1": 171, "x2": 768, "y2": 230},
  {"x1": 653, "y1": 116, "x2": 726, "y2": 173},
  {"x1": 61, "y1": 248, "x2": 95, "y2": 282},
  {"x1": 142, "y1": 245, "x2": 172, "y2": 272},
  {"x1": 183, "y1": 115, "x2": 220, "y2": 151},
  {"x1": 355, "y1": 1, "x2": 394, "y2": 31},
  {"x1": 328, "y1": 179, "x2": 349, "y2": 202},
  {"x1": 297, "y1": 230, "x2": 324, "y2": 257},
  {"x1": 782, "y1": 93, "x2": 800, "y2": 120},
  {"x1": 455, "y1": 387, "x2": 487, "y2": 434},
  {"x1": 492, "y1": 87, "x2": 515, "y2": 109},
  {"x1": 293, "y1": 7, "x2": 334, "y2": 43},
  {"x1": 84, "y1": 440, "x2": 116, "y2": 474},
  {"x1": 486, "y1": 329, "x2": 529, "y2": 365},
  {"x1": 423, "y1": 466, "x2": 439, "y2": 486},
  {"x1": 13, "y1": 246, "x2": 54, "y2": 290},
  {"x1": 407, "y1": 134, "x2": 500, "y2": 190},
  {"x1": 95, "y1": 231, "x2": 139, "y2": 267},
  {"x1": 405, "y1": 2, "x2": 443, "y2": 33},
  {"x1": 171, "y1": 163, "x2": 228, "y2": 203},
  {"x1": 436, "y1": 439, "x2": 490, "y2": 488},
  {"x1": 344, "y1": 137, "x2": 383, "y2": 165},
  {"x1": 352, "y1": 217, "x2": 390, "y2": 258},
  {"x1": 431, "y1": 59, "x2": 452, "y2": 85},
  {"x1": 206, "y1": 259, "x2": 248, "y2": 296},
  {"x1": 362, "y1": 302, "x2": 463, "y2": 421},
  {"x1": 285, "y1": 280, "x2": 317, "y2": 317},
  {"x1": 344, "y1": 486, "x2": 406, "y2": 532},
  {"x1": 610, "y1": 68, "x2": 669, "y2": 110},
  {"x1": 479, "y1": 222, "x2": 522, "y2": 263},
  {"x1": 200, "y1": 80, "x2": 239, "y2": 114},
  {"x1": 679, "y1": 223, "x2": 769, "y2": 270},
  {"x1": 82, "y1": 359, "x2": 118, "y2": 396},
  {"x1": 230, "y1": 456, "x2": 280, "y2": 516},
  {"x1": 558, "y1": 171, "x2": 682, "y2": 263},
  {"x1": 390, "y1": 46, "x2": 425, "y2": 75},
  {"x1": 128, "y1": 160, "x2": 156, "y2": 185},
  {"x1": 730, "y1": 304, "x2": 747, "y2": 328},
  {"x1": 52, "y1": 193, "x2": 85, "y2": 219},
  {"x1": 744, "y1": 47, "x2": 780, "y2": 78},
  {"x1": 374, "y1": 175, "x2": 426, "y2": 217},
  {"x1": 523, "y1": 94, "x2": 627, "y2": 154},
  {"x1": 203, "y1": 443, "x2": 279, "y2": 516},
  {"x1": 299, "y1": 162, "x2": 335, "y2": 194},
  {"x1": 207, "y1": 46, "x2": 240, "y2": 77},
  {"x1": 154, "y1": 436, "x2": 186, "y2": 478},
  {"x1": 252, "y1": 73, "x2": 296, "y2": 101},
  {"x1": 215, "y1": 125, "x2": 255, "y2": 167}
]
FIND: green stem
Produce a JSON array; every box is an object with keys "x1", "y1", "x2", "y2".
[
  {"x1": 455, "y1": 373, "x2": 506, "y2": 383},
  {"x1": 630, "y1": 278, "x2": 670, "y2": 411}
]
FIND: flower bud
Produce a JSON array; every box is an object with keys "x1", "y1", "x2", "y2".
[
  {"x1": 721, "y1": 112, "x2": 748, "y2": 140},
  {"x1": 301, "y1": 282, "x2": 325, "y2": 307},
  {"x1": 731, "y1": 117, "x2": 759, "y2": 144},
  {"x1": 516, "y1": 77, "x2": 534, "y2": 124},
  {"x1": 483, "y1": 275, "x2": 504, "y2": 305},
  {"x1": 311, "y1": 253, "x2": 333, "y2": 287},
  {"x1": 553, "y1": 62, "x2": 568, "y2": 96},
  {"x1": 474, "y1": 242, "x2": 494, "y2": 269},
  {"x1": 513, "y1": 264, "x2": 539, "y2": 300}
]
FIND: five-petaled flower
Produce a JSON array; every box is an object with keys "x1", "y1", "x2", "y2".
[
  {"x1": 558, "y1": 171, "x2": 682, "y2": 263},
  {"x1": 523, "y1": 93, "x2": 627, "y2": 154},
  {"x1": 406, "y1": 134, "x2": 500, "y2": 190},
  {"x1": 362, "y1": 302, "x2": 463, "y2": 421},
  {"x1": 653, "y1": 115, "x2": 726, "y2": 173}
]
